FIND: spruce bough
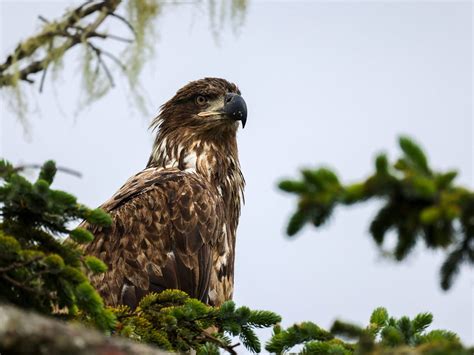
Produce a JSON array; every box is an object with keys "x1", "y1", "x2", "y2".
[
  {"x1": 265, "y1": 307, "x2": 470, "y2": 354},
  {"x1": 0, "y1": 159, "x2": 114, "y2": 330}
]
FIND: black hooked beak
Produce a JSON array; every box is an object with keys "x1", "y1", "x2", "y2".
[{"x1": 223, "y1": 93, "x2": 247, "y2": 128}]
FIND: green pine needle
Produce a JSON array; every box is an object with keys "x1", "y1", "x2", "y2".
[
  {"x1": 84, "y1": 255, "x2": 108, "y2": 273},
  {"x1": 287, "y1": 210, "x2": 307, "y2": 236},
  {"x1": 39, "y1": 160, "x2": 57, "y2": 185},
  {"x1": 86, "y1": 208, "x2": 112, "y2": 226},
  {"x1": 398, "y1": 136, "x2": 431, "y2": 175},
  {"x1": 70, "y1": 227, "x2": 94, "y2": 244},
  {"x1": 412, "y1": 312, "x2": 433, "y2": 334},
  {"x1": 375, "y1": 154, "x2": 389, "y2": 175}
]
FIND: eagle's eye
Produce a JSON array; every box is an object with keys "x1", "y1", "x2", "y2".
[{"x1": 195, "y1": 95, "x2": 208, "y2": 106}]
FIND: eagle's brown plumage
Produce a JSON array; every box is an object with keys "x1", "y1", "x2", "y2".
[{"x1": 81, "y1": 78, "x2": 246, "y2": 308}]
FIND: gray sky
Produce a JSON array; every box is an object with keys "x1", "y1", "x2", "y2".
[{"x1": 1, "y1": 0, "x2": 472, "y2": 348}]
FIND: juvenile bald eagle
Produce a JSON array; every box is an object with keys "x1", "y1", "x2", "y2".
[{"x1": 82, "y1": 78, "x2": 247, "y2": 308}]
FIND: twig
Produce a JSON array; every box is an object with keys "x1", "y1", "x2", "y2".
[
  {"x1": 1, "y1": 273, "x2": 38, "y2": 293},
  {"x1": 108, "y1": 12, "x2": 137, "y2": 38},
  {"x1": 94, "y1": 55, "x2": 101, "y2": 76},
  {"x1": 98, "y1": 48, "x2": 127, "y2": 71},
  {"x1": 24, "y1": 267, "x2": 61, "y2": 284},
  {"x1": 97, "y1": 33, "x2": 134, "y2": 43},
  {"x1": 39, "y1": 63, "x2": 48, "y2": 93},
  {"x1": 0, "y1": 256, "x2": 43, "y2": 274},
  {"x1": 38, "y1": 15, "x2": 50, "y2": 24},
  {"x1": 99, "y1": 57, "x2": 114, "y2": 86},
  {"x1": 13, "y1": 164, "x2": 83, "y2": 178},
  {"x1": 70, "y1": 25, "x2": 133, "y2": 43},
  {"x1": 201, "y1": 330, "x2": 240, "y2": 355},
  {"x1": 89, "y1": 44, "x2": 115, "y2": 87},
  {"x1": 39, "y1": 40, "x2": 53, "y2": 93},
  {"x1": 75, "y1": 0, "x2": 96, "y2": 14},
  {"x1": 88, "y1": 42, "x2": 127, "y2": 72}
]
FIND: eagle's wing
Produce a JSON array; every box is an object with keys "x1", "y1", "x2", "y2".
[{"x1": 81, "y1": 167, "x2": 222, "y2": 308}]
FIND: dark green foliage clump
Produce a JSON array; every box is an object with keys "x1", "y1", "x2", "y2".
[
  {"x1": 266, "y1": 307, "x2": 471, "y2": 354},
  {"x1": 0, "y1": 159, "x2": 114, "y2": 330},
  {"x1": 279, "y1": 136, "x2": 474, "y2": 290},
  {"x1": 110, "y1": 289, "x2": 281, "y2": 354}
]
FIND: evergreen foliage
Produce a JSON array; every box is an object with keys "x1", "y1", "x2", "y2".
[
  {"x1": 109, "y1": 289, "x2": 281, "y2": 354},
  {"x1": 0, "y1": 160, "x2": 471, "y2": 353},
  {"x1": 0, "y1": 159, "x2": 281, "y2": 354},
  {"x1": 0, "y1": 159, "x2": 115, "y2": 330},
  {"x1": 266, "y1": 307, "x2": 472, "y2": 354},
  {"x1": 279, "y1": 136, "x2": 474, "y2": 290}
]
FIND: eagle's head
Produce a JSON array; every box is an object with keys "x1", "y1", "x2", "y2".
[
  {"x1": 148, "y1": 78, "x2": 247, "y2": 172},
  {"x1": 152, "y1": 78, "x2": 247, "y2": 136}
]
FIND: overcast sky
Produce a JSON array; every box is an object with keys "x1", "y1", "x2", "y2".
[{"x1": 1, "y1": 0, "x2": 472, "y2": 348}]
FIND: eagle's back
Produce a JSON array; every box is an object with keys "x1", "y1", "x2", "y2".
[{"x1": 82, "y1": 167, "x2": 235, "y2": 307}]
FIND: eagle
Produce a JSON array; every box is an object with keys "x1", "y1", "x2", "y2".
[{"x1": 81, "y1": 78, "x2": 247, "y2": 308}]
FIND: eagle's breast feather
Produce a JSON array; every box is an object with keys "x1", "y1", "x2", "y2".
[{"x1": 84, "y1": 167, "x2": 236, "y2": 307}]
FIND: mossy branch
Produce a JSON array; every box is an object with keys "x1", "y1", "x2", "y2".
[{"x1": 0, "y1": 0, "x2": 123, "y2": 88}]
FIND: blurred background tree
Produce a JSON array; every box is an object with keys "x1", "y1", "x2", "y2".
[{"x1": 278, "y1": 136, "x2": 474, "y2": 291}]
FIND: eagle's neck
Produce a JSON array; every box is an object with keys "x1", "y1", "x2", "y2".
[{"x1": 147, "y1": 129, "x2": 245, "y2": 230}]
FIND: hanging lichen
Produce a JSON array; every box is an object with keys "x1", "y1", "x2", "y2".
[
  {"x1": 208, "y1": 0, "x2": 248, "y2": 43},
  {"x1": 80, "y1": 43, "x2": 111, "y2": 108},
  {"x1": 124, "y1": 0, "x2": 160, "y2": 88},
  {"x1": 120, "y1": 0, "x2": 161, "y2": 114}
]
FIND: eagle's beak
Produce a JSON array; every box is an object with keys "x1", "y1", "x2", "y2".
[
  {"x1": 222, "y1": 93, "x2": 247, "y2": 128},
  {"x1": 198, "y1": 93, "x2": 248, "y2": 128}
]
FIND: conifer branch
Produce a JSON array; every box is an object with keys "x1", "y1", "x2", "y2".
[{"x1": 279, "y1": 136, "x2": 474, "y2": 290}]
